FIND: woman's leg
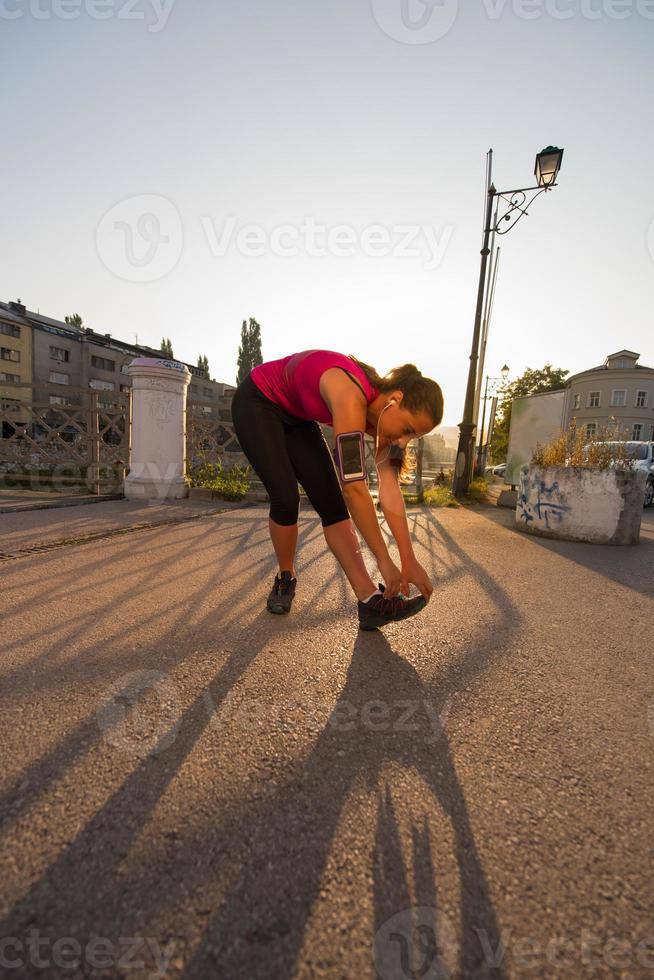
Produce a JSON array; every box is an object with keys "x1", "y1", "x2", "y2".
[
  {"x1": 322, "y1": 518, "x2": 377, "y2": 601},
  {"x1": 285, "y1": 423, "x2": 377, "y2": 601},
  {"x1": 268, "y1": 517, "x2": 298, "y2": 578},
  {"x1": 231, "y1": 379, "x2": 301, "y2": 577}
]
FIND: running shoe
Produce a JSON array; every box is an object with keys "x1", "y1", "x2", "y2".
[
  {"x1": 266, "y1": 570, "x2": 297, "y2": 615},
  {"x1": 358, "y1": 582, "x2": 427, "y2": 631}
]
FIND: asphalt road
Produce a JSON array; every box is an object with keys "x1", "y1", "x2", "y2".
[{"x1": 1, "y1": 502, "x2": 652, "y2": 979}]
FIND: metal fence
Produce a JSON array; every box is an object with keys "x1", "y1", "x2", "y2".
[
  {"x1": 186, "y1": 395, "x2": 248, "y2": 469},
  {"x1": 0, "y1": 380, "x2": 130, "y2": 494}
]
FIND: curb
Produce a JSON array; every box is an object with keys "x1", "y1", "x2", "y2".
[{"x1": 0, "y1": 493, "x2": 124, "y2": 515}]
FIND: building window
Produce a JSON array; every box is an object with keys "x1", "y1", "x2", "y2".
[
  {"x1": 120, "y1": 384, "x2": 130, "y2": 393},
  {"x1": 585, "y1": 423, "x2": 597, "y2": 439},
  {"x1": 202, "y1": 387, "x2": 213, "y2": 398},
  {"x1": 49, "y1": 371, "x2": 69, "y2": 385},
  {"x1": 1, "y1": 347, "x2": 20, "y2": 363},
  {"x1": 0, "y1": 371, "x2": 20, "y2": 383},
  {"x1": 120, "y1": 363, "x2": 131, "y2": 374},
  {"x1": 49, "y1": 345, "x2": 70, "y2": 362},
  {"x1": 573, "y1": 393, "x2": 581, "y2": 409},
  {"x1": 1, "y1": 322, "x2": 21, "y2": 338},
  {"x1": 49, "y1": 396, "x2": 73, "y2": 407},
  {"x1": 89, "y1": 379, "x2": 115, "y2": 391},
  {"x1": 636, "y1": 390, "x2": 648, "y2": 408},
  {"x1": 91, "y1": 355, "x2": 115, "y2": 372},
  {"x1": 610, "y1": 389, "x2": 627, "y2": 407},
  {"x1": 632, "y1": 423, "x2": 643, "y2": 440},
  {"x1": 588, "y1": 391, "x2": 600, "y2": 408}
]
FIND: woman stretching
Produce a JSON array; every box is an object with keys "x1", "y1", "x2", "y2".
[{"x1": 231, "y1": 349, "x2": 444, "y2": 630}]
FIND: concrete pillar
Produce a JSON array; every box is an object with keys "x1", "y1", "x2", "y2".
[{"x1": 124, "y1": 357, "x2": 191, "y2": 500}]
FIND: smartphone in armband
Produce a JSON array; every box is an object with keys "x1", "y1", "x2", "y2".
[{"x1": 333, "y1": 431, "x2": 367, "y2": 483}]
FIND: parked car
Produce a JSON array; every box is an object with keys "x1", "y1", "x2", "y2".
[
  {"x1": 582, "y1": 441, "x2": 654, "y2": 508},
  {"x1": 492, "y1": 463, "x2": 507, "y2": 479}
]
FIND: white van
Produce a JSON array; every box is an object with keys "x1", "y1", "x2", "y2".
[{"x1": 583, "y1": 441, "x2": 654, "y2": 508}]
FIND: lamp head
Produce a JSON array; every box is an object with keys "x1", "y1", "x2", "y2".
[{"x1": 534, "y1": 146, "x2": 564, "y2": 188}]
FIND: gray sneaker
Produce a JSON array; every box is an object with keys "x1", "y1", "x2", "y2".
[{"x1": 267, "y1": 570, "x2": 297, "y2": 614}]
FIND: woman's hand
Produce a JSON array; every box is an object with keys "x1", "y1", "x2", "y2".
[
  {"x1": 400, "y1": 556, "x2": 434, "y2": 602},
  {"x1": 377, "y1": 555, "x2": 403, "y2": 598}
]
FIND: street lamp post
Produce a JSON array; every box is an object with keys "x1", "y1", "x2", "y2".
[
  {"x1": 476, "y1": 364, "x2": 509, "y2": 473},
  {"x1": 452, "y1": 146, "x2": 564, "y2": 497}
]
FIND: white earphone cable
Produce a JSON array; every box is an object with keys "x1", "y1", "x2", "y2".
[{"x1": 374, "y1": 399, "x2": 395, "y2": 484}]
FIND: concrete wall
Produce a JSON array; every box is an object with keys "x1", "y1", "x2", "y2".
[{"x1": 516, "y1": 465, "x2": 646, "y2": 545}]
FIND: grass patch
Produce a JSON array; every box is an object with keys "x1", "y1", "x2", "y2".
[{"x1": 403, "y1": 476, "x2": 489, "y2": 508}]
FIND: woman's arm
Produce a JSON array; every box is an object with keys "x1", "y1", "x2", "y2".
[
  {"x1": 319, "y1": 369, "x2": 397, "y2": 571},
  {"x1": 376, "y1": 453, "x2": 415, "y2": 564},
  {"x1": 377, "y1": 449, "x2": 434, "y2": 601}
]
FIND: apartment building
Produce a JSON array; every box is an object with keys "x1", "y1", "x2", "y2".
[
  {"x1": 0, "y1": 299, "x2": 232, "y2": 409},
  {"x1": 0, "y1": 300, "x2": 33, "y2": 402},
  {"x1": 562, "y1": 350, "x2": 654, "y2": 442}
]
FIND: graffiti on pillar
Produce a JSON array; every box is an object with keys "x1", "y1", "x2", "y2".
[
  {"x1": 148, "y1": 393, "x2": 175, "y2": 430},
  {"x1": 518, "y1": 474, "x2": 571, "y2": 529}
]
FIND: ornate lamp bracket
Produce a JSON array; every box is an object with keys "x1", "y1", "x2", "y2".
[{"x1": 491, "y1": 184, "x2": 552, "y2": 236}]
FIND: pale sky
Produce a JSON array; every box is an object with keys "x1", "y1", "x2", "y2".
[{"x1": 2, "y1": 0, "x2": 653, "y2": 425}]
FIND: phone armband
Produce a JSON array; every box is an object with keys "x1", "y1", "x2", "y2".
[{"x1": 332, "y1": 430, "x2": 367, "y2": 484}]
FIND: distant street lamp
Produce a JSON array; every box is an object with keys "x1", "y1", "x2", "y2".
[
  {"x1": 452, "y1": 146, "x2": 564, "y2": 497},
  {"x1": 476, "y1": 364, "x2": 509, "y2": 473}
]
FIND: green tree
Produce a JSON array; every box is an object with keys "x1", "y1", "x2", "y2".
[
  {"x1": 489, "y1": 364, "x2": 569, "y2": 462},
  {"x1": 236, "y1": 317, "x2": 263, "y2": 385},
  {"x1": 160, "y1": 337, "x2": 174, "y2": 358},
  {"x1": 65, "y1": 313, "x2": 84, "y2": 328},
  {"x1": 197, "y1": 354, "x2": 210, "y2": 379}
]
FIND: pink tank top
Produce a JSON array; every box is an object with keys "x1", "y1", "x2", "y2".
[{"x1": 249, "y1": 350, "x2": 379, "y2": 424}]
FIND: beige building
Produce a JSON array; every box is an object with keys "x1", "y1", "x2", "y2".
[{"x1": 563, "y1": 350, "x2": 654, "y2": 442}]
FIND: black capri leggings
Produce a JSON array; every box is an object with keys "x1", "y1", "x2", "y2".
[{"x1": 231, "y1": 373, "x2": 350, "y2": 528}]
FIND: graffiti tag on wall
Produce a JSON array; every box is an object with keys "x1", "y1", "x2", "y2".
[{"x1": 518, "y1": 473, "x2": 571, "y2": 529}]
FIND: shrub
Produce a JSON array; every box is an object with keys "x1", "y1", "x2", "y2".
[
  {"x1": 466, "y1": 477, "x2": 489, "y2": 502},
  {"x1": 422, "y1": 485, "x2": 460, "y2": 508},
  {"x1": 186, "y1": 459, "x2": 251, "y2": 500},
  {"x1": 532, "y1": 422, "x2": 635, "y2": 470}
]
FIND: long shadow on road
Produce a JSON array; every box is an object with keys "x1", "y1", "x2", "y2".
[
  {"x1": 181, "y1": 629, "x2": 508, "y2": 980},
  {"x1": 1, "y1": 505, "x2": 521, "y2": 979}
]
